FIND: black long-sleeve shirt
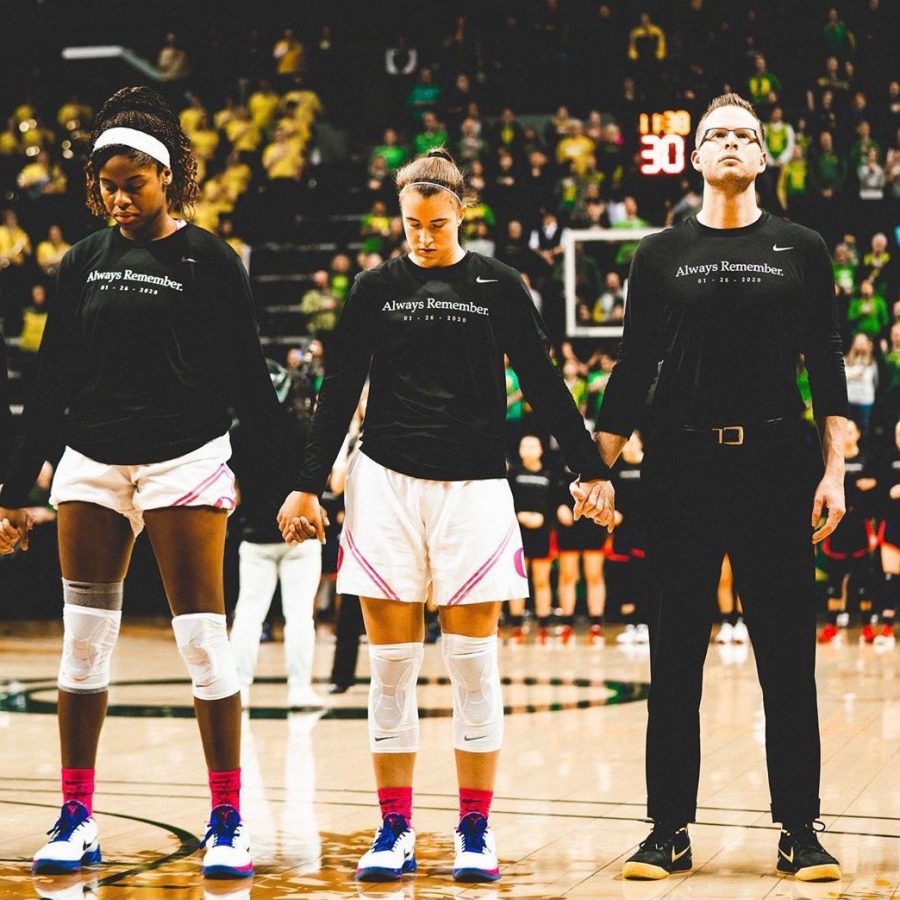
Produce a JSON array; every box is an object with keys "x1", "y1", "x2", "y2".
[
  {"x1": 597, "y1": 213, "x2": 848, "y2": 436},
  {"x1": 296, "y1": 252, "x2": 609, "y2": 494},
  {"x1": 509, "y1": 464, "x2": 555, "y2": 520},
  {"x1": 0, "y1": 328, "x2": 12, "y2": 482},
  {"x1": 0, "y1": 224, "x2": 284, "y2": 507},
  {"x1": 231, "y1": 412, "x2": 309, "y2": 543}
]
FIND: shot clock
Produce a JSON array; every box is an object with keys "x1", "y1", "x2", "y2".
[{"x1": 638, "y1": 109, "x2": 692, "y2": 176}]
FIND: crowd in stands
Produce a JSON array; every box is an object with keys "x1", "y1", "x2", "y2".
[{"x1": 0, "y1": 1, "x2": 898, "y2": 638}]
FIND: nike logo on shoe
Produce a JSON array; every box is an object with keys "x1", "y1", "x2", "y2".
[
  {"x1": 476, "y1": 276, "x2": 499, "y2": 283},
  {"x1": 671, "y1": 845, "x2": 690, "y2": 862},
  {"x1": 779, "y1": 846, "x2": 794, "y2": 863},
  {"x1": 772, "y1": 245, "x2": 794, "y2": 251}
]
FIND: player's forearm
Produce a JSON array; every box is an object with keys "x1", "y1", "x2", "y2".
[
  {"x1": 819, "y1": 415, "x2": 847, "y2": 481},
  {"x1": 595, "y1": 431, "x2": 628, "y2": 468}
]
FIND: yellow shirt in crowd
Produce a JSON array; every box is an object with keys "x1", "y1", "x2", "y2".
[
  {"x1": 248, "y1": 91, "x2": 280, "y2": 129},
  {"x1": 36, "y1": 239, "x2": 70, "y2": 273},
  {"x1": 0, "y1": 225, "x2": 32, "y2": 265},
  {"x1": 262, "y1": 141, "x2": 304, "y2": 180}
]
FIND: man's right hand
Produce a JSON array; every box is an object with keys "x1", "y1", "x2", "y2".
[
  {"x1": 276, "y1": 491, "x2": 329, "y2": 545},
  {"x1": 0, "y1": 506, "x2": 33, "y2": 554}
]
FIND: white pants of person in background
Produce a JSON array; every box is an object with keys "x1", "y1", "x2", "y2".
[{"x1": 231, "y1": 540, "x2": 324, "y2": 708}]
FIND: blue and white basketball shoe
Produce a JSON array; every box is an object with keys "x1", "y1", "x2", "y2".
[
  {"x1": 32, "y1": 801, "x2": 101, "y2": 874},
  {"x1": 200, "y1": 805, "x2": 254, "y2": 879},
  {"x1": 355, "y1": 814, "x2": 417, "y2": 881},
  {"x1": 452, "y1": 812, "x2": 500, "y2": 882}
]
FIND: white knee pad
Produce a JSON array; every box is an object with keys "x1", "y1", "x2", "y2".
[
  {"x1": 58, "y1": 580, "x2": 124, "y2": 693},
  {"x1": 172, "y1": 613, "x2": 240, "y2": 701},
  {"x1": 367, "y1": 642, "x2": 424, "y2": 753},
  {"x1": 442, "y1": 633, "x2": 504, "y2": 752}
]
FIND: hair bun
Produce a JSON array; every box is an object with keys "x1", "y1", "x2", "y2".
[
  {"x1": 426, "y1": 147, "x2": 454, "y2": 164},
  {"x1": 395, "y1": 146, "x2": 467, "y2": 205}
]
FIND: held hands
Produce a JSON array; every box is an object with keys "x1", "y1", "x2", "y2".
[
  {"x1": 276, "y1": 491, "x2": 330, "y2": 545},
  {"x1": 811, "y1": 475, "x2": 845, "y2": 544},
  {"x1": 0, "y1": 506, "x2": 33, "y2": 554},
  {"x1": 570, "y1": 479, "x2": 616, "y2": 532}
]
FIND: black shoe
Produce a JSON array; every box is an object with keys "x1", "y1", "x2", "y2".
[
  {"x1": 777, "y1": 822, "x2": 841, "y2": 881},
  {"x1": 328, "y1": 682, "x2": 351, "y2": 694},
  {"x1": 622, "y1": 824, "x2": 691, "y2": 880}
]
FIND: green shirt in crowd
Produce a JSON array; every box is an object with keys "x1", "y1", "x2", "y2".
[{"x1": 847, "y1": 294, "x2": 889, "y2": 338}]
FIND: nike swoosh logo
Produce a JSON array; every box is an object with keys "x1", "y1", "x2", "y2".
[
  {"x1": 464, "y1": 734, "x2": 486, "y2": 741},
  {"x1": 374, "y1": 735, "x2": 395, "y2": 742},
  {"x1": 772, "y1": 245, "x2": 793, "y2": 251},
  {"x1": 476, "y1": 276, "x2": 499, "y2": 283},
  {"x1": 672, "y1": 845, "x2": 690, "y2": 862},
  {"x1": 779, "y1": 847, "x2": 794, "y2": 863}
]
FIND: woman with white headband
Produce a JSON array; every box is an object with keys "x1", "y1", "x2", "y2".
[
  {"x1": 277, "y1": 147, "x2": 614, "y2": 883},
  {"x1": 0, "y1": 86, "x2": 287, "y2": 880}
]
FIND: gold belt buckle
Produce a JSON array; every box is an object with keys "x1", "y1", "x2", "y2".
[{"x1": 713, "y1": 425, "x2": 744, "y2": 445}]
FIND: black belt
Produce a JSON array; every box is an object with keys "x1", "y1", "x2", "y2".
[{"x1": 675, "y1": 416, "x2": 802, "y2": 446}]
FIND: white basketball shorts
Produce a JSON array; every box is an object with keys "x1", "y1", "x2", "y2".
[
  {"x1": 50, "y1": 433, "x2": 236, "y2": 535},
  {"x1": 337, "y1": 451, "x2": 528, "y2": 606}
]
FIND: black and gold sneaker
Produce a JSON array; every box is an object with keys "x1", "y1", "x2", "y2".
[
  {"x1": 776, "y1": 822, "x2": 841, "y2": 881},
  {"x1": 622, "y1": 824, "x2": 691, "y2": 880}
]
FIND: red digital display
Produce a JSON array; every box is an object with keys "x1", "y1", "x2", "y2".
[{"x1": 638, "y1": 110, "x2": 692, "y2": 176}]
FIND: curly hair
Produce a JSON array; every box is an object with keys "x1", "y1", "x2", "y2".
[{"x1": 85, "y1": 86, "x2": 200, "y2": 218}]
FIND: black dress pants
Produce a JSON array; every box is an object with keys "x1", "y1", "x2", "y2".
[
  {"x1": 330, "y1": 593, "x2": 363, "y2": 687},
  {"x1": 641, "y1": 425, "x2": 824, "y2": 825}
]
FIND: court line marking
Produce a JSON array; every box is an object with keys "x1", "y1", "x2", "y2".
[
  {"x1": 0, "y1": 676, "x2": 649, "y2": 719},
  {"x1": 4, "y1": 782, "x2": 898, "y2": 826},
  {"x1": 0, "y1": 798, "x2": 199, "y2": 886},
  {"x1": 4, "y1": 793, "x2": 897, "y2": 841}
]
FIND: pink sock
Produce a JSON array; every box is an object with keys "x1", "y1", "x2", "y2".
[
  {"x1": 459, "y1": 788, "x2": 493, "y2": 821},
  {"x1": 378, "y1": 786, "x2": 413, "y2": 823},
  {"x1": 208, "y1": 768, "x2": 241, "y2": 812},
  {"x1": 62, "y1": 768, "x2": 95, "y2": 815}
]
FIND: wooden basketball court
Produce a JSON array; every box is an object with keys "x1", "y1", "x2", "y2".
[{"x1": 2, "y1": 620, "x2": 898, "y2": 899}]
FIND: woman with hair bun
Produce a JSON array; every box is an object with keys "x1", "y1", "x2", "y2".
[
  {"x1": 278, "y1": 148, "x2": 614, "y2": 883},
  {"x1": 0, "y1": 86, "x2": 286, "y2": 880}
]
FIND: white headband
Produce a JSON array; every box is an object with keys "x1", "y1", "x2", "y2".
[
  {"x1": 404, "y1": 181, "x2": 462, "y2": 204},
  {"x1": 93, "y1": 127, "x2": 171, "y2": 167}
]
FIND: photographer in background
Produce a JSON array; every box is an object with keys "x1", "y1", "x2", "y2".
[{"x1": 286, "y1": 338, "x2": 325, "y2": 409}]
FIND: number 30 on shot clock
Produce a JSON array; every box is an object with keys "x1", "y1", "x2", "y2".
[{"x1": 638, "y1": 109, "x2": 691, "y2": 176}]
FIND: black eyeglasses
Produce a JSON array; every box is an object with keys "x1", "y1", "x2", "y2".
[{"x1": 698, "y1": 127, "x2": 761, "y2": 148}]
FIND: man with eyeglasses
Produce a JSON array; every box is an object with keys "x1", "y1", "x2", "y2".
[{"x1": 585, "y1": 93, "x2": 848, "y2": 881}]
